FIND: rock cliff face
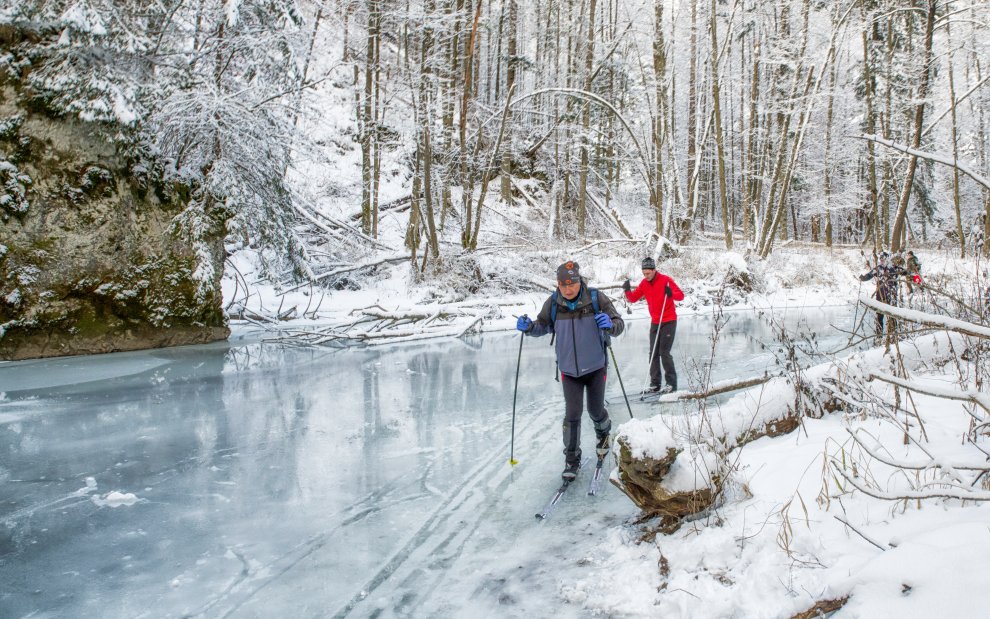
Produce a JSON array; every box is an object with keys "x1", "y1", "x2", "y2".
[{"x1": 0, "y1": 26, "x2": 228, "y2": 360}]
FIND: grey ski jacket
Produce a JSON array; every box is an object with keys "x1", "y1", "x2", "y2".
[{"x1": 525, "y1": 283, "x2": 625, "y2": 378}]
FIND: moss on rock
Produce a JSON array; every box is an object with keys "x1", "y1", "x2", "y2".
[{"x1": 0, "y1": 25, "x2": 228, "y2": 360}]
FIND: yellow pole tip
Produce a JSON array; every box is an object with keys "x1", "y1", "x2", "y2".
[{"x1": 509, "y1": 459, "x2": 519, "y2": 466}]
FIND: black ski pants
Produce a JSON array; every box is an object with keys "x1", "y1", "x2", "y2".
[
  {"x1": 560, "y1": 366, "x2": 611, "y2": 467},
  {"x1": 649, "y1": 320, "x2": 678, "y2": 390}
]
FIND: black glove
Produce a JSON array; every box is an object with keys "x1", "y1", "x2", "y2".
[
  {"x1": 664, "y1": 284, "x2": 672, "y2": 297},
  {"x1": 859, "y1": 274, "x2": 869, "y2": 282},
  {"x1": 622, "y1": 279, "x2": 631, "y2": 292}
]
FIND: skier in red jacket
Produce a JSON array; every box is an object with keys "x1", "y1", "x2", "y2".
[{"x1": 623, "y1": 257, "x2": 685, "y2": 394}]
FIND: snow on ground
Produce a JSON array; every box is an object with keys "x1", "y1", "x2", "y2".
[
  {"x1": 588, "y1": 329, "x2": 990, "y2": 617},
  {"x1": 224, "y1": 244, "x2": 990, "y2": 617}
]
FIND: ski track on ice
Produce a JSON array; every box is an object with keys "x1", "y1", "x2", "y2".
[
  {"x1": 178, "y1": 397, "x2": 561, "y2": 619},
  {"x1": 184, "y1": 467, "x2": 427, "y2": 618},
  {"x1": 331, "y1": 400, "x2": 561, "y2": 618}
]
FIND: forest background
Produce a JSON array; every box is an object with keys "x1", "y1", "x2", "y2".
[{"x1": 6, "y1": 0, "x2": 990, "y2": 302}]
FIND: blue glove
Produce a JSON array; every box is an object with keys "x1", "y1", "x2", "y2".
[
  {"x1": 594, "y1": 313, "x2": 613, "y2": 330},
  {"x1": 516, "y1": 315, "x2": 533, "y2": 332}
]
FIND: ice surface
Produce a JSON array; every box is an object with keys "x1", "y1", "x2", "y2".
[{"x1": 0, "y1": 306, "x2": 851, "y2": 618}]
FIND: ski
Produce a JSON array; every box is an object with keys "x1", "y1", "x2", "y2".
[
  {"x1": 587, "y1": 455, "x2": 607, "y2": 496},
  {"x1": 640, "y1": 390, "x2": 680, "y2": 404},
  {"x1": 535, "y1": 480, "x2": 573, "y2": 520},
  {"x1": 535, "y1": 457, "x2": 590, "y2": 520}
]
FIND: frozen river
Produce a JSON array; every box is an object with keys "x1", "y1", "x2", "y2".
[{"x1": 0, "y1": 305, "x2": 853, "y2": 618}]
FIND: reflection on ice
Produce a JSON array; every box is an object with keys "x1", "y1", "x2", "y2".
[{"x1": 0, "y1": 306, "x2": 851, "y2": 617}]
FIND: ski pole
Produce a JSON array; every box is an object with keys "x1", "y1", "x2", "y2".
[
  {"x1": 607, "y1": 344, "x2": 634, "y2": 419},
  {"x1": 640, "y1": 288, "x2": 669, "y2": 394},
  {"x1": 509, "y1": 330, "x2": 524, "y2": 466},
  {"x1": 851, "y1": 277, "x2": 863, "y2": 335}
]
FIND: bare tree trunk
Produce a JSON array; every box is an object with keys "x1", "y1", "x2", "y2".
[
  {"x1": 683, "y1": 0, "x2": 699, "y2": 241},
  {"x1": 440, "y1": 0, "x2": 462, "y2": 230},
  {"x1": 890, "y1": 0, "x2": 936, "y2": 253},
  {"x1": 946, "y1": 18, "x2": 965, "y2": 257},
  {"x1": 823, "y1": 56, "x2": 838, "y2": 247},
  {"x1": 652, "y1": 0, "x2": 668, "y2": 236},
  {"x1": 468, "y1": 85, "x2": 515, "y2": 249},
  {"x1": 500, "y1": 0, "x2": 517, "y2": 203},
  {"x1": 372, "y1": 3, "x2": 383, "y2": 239},
  {"x1": 755, "y1": 66, "x2": 803, "y2": 254},
  {"x1": 974, "y1": 22, "x2": 990, "y2": 257},
  {"x1": 460, "y1": 0, "x2": 482, "y2": 248},
  {"x1": 406, "y1": 152, "x2": 423, "y2": 266},
  {"x1": 744, "y1": 32, "x2": 761, "y2": 244},
  {"x1": 419, "y1": 0, "x2": 440, "y2": 261},
  {"x1": 709, "y1": 0, "x2": 731, "y2": 250},
  {"x1": 576, "y1": 0, "x2": 597, "y2": 238},
  {"x1": 861, "y1": 22, "x2": 880, "y2": 251},
  {"x1": 360, "y1": 0, "x2": 379, "y2": 236}
]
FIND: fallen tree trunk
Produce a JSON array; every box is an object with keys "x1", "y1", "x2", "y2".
[{"x1": 651, "y1": 374, "x2": 774, "y2": 403}]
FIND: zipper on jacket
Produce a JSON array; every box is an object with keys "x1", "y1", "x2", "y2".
[{"x1": 570, "y1": 313, "x2": 578, "y2": 373}]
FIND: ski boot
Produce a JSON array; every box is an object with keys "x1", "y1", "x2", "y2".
[
  {"x1": 595, "y1": 432, "x2": 611, "y2": 457},
  {"x1": 561, "y1": 461, "x2": 580, "y2": 482}
]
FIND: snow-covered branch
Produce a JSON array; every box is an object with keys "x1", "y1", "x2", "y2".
[
  {"x1": 280, "y1": 254, "x2": 412, "y2": 294},
  {"x1": 866, "y1": 371, "x2": 990, "y2": 416},
  {"x1": 846, "y1": 428, "x2": 989, "y2": 472},
  {"x1": 856, "y1": 134, "x2": 990, "y2": 190},
  {"x1": 858, "y1": 294, "x2": 990, "y2": 339},
  {"x1": 832, "y1": 463, "x2": 990, "y2": 502},
  {"x1": 263, "y1": 301, "x2": 506, "y2": 347}
]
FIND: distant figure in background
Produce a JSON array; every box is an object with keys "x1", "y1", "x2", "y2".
[
  {"x1": 623, "y1": 257, "x2": 684, "y2": 394},
  {"x1": 516, "y1": 261, "x2": 625, "y2": 481},
  {"x1": 860, "y1": 251, "x2": 908, "y2": 334},
  {"x1": 905, "y1": 250, "x2": 923, "y2": 293}
]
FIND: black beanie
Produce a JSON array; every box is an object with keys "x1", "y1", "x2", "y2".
[
  {"x1": 556, "y1": 261, "x2": 581, "y2": 285},
  {"x1": 641, "y1": 257, "x2": 656, "y2": 270}
]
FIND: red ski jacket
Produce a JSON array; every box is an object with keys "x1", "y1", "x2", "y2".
[{"x1": 625, "y1": 273, "x2": 684, "y2": 324}]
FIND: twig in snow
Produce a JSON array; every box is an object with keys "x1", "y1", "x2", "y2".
[{"x1": 834, "y1": 515, "x2": 888, "y2": 551}]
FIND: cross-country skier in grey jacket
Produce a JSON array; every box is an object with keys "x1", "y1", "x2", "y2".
[{"x1": 516, "y1": 261, "x2": 625, "y2": 481}]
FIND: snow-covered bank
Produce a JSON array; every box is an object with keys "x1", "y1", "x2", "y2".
[{"x1": 223, "y1": 244, "x2": 875, "y2": 344}]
